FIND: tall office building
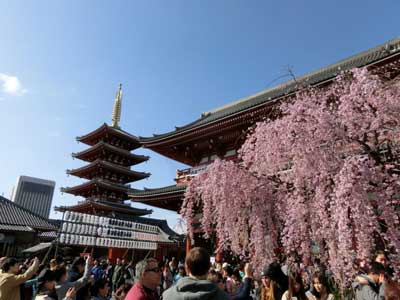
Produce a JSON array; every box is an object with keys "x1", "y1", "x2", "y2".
[{"x1": 11, "y1": 175, "x2": 55, "y2": 219}]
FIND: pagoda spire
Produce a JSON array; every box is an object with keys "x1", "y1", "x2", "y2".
[{"x1": 111, "y1": 84, "x2": 122, "y2": 128}]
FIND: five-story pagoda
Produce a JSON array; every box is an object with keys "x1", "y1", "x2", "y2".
[
  {"x1": 57, "y1": 85, "x2": 181, "y2": 261},
  {"x1": 63, "y1": 84, "x2": 150, "y2": 202}
]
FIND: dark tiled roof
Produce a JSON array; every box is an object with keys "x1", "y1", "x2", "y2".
[
  {"x1": 67, "y1": 159, "x2": 151, "y2": 180},
  {"x1": 77, "y1": 123, "x2": 141, "y2": 148},
  {"x1": 140, "y1": 37, "x2": 400, "y2": 143},
  {"x1": 0, "y1": 224, "x2": 34, "y2": 232},
  {"x1": 0, "y1": 196, "x2": 56, "y2": 231},
  {"x1": 130, "y1": 184, "x2": 187, "y2": 197},
  {"x1": 72, "y1": 141, "x2": 149, "y2": 164},
  {"x1": 55, "y1": 199, "x2": 153, "y2": 216},
  {"x1": 97, "y1": 199, "x2": 153, "y2": 214},
  {"x1": 61, "y1": 178, "x2": 131, "y2": 194}
]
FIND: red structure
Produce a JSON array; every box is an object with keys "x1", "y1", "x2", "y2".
[
  {"x1": 57, "y1": 85, "x2": 182, "y2": 262},
  {"x1": 129, "y1": 37, "x2": 400, "y2": 253}
]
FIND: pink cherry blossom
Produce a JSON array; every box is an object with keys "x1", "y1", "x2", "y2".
[{"x1": 181, "y1": 67, "x2": 400, "y2": 287}]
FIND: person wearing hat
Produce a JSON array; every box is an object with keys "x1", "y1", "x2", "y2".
[
  {"x1": 36, "y1": 268, "x2": 76, "y2": 300},
  {"x1": 0, "y1": 257, "x2": 40, "y2": 300},
  {"x1": 256, "y1": 262, "x2": 288, "y2": 300}
]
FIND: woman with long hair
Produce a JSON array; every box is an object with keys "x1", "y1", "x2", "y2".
[
  {"x1": 257, "y1": 262, "x2": 288, "y2": 300},
  {"x1": 282, "y1": 272, "x2": 308, "y2": 300},
  {"x1": 305, "y1": 272, "x2": 333, "y2": 300},
  {"x1": 258, "y1": 272, "x2": 279, "y2": 300}
]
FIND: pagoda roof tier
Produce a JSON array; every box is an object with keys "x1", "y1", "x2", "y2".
[
  {"x1": 67, "y1": 160, "x2": 150, "y2": 184},
  {"x1": 55, "y1": 199, "x2": 152, "y2": 216},
  {"x1": 138, "y1": 37, "x2": 400, "y2": 165},
  {"x1": 61, "y1": 178, "x2": 132, "y2": 201},
  {"x1": 72, "y1": 141, "x2": 149, "y2": 166},
  {"x1": 129, "y1": 184, "x2": 186, "y2": 212},
  {"x1": 77, "y1": 123, "x2": 141, "y2": 150}
]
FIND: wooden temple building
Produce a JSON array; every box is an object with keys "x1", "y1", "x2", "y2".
[
  {"x1": 129, "y1": 37, "x2": 400, "y2": 256},
  {"x1": 56, "y1": 85, "x2": 182, "y2": 262}
]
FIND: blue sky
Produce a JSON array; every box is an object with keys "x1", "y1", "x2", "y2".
[{"x1": 0, "y1": 0, "x2": 399, "y2": 231}]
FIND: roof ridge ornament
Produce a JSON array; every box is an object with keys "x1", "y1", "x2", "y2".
[{"x1": 111, "y1": 84, "x2": 123, "y2": 128}]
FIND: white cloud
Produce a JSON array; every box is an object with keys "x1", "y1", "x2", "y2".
[{"x1": 0, "y1": 73, "x2": 27, "y2": 96}]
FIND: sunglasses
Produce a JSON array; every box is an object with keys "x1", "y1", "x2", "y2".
[{"x1": 145, "y1": 267, "x2": 161, "y2": 273}]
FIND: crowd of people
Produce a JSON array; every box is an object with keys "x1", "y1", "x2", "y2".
[{"x1": 0, "y1": 247, "x2": 399, "y2": 300}]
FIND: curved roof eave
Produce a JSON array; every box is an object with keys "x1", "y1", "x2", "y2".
[{"x1": 139, "y1": 37, "x2": 400, "y2": 144}]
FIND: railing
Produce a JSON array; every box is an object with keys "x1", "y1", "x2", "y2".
[{"x1": 175, "y1": 164, "x2": 210, "y2": 182}]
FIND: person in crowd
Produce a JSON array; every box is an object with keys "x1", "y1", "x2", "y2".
[
  {"x1": 114, "y1": 282, "x2": 132, "y2": 300},
  {"x1": 207, "y1": 269, "x2": 219, "y2": 284},
  {"x1": 168, "y1": 257, "x2": 178, "y2": 277},
  {"x1": 125, "y1": 258, "x2": 161, "y2": 300},
  {"x1": 374, "y1": 251, "x2": 393, "y2": 278},
  {"x1": 268, "y1": 262, "x2": 288, "y2": 298},
  {"x1": 0, "y1": 257, "x2": 40, "y2": 300},
  {"x1": 162, "y1": 261, "x2": 173, "y2": 290},
  {"x1": 256, "y1": 264, "x2": 286, "y2": 300},
  {"x1": 68, "y1": 257, "x2": 91, "y2": 300},
  {"x1": 49, "y1": 260, "x2": 58, "y2": 272},
  {"x1": 112, "y1": 258, "x2": 125, "y2": 292},
  {"x1": 223, "y1": 264, "x2": 235, "y2": 294},
  {"x1": 353, "y1": 261, "x2": 386, "y2": 300},
  {"x1": 215, "y1": 272, "x2": 225, "y2": 291},
  {"x1": 55, "y1": 256, "x2": 92, "y2": 300},
  {"x1": 91, "y1": 278, "x2": 110, "y2": 300},
  {"x1": 91, "y1": 260, "x2": 104, "y2": 281},
  {"x1": 35, "y1": 269, "x2": 76, "y2": 300},
  {"x1": 162, "y1": 247, "x2": 228, "y2": 300},
  {"x1": 237, "y1": 263, "x2": 245, "y2": 279},
  {"x1": 282, "y1": 272, "x2": 308, "y2": 300},
  {"x1": 230, "y1": 268, "x2": 242, "y2": 294},
  {"x1": 124, "y1": 261, "x2": 135, "y2": 285},
  {"x1": 227, "y1": 263, "x2": 253, "y2": 300},
  {"x1": 374, "y1": 251, "x2": 388, "y2": 268},
  {"x1": 173, "y1": 265, "x2": 186, "y2": 283},
  {"x1": 305, "y1": 272, "x2": 334, "y2": 300},
  {"x1": 105, "y1": 259, "x2": 114, "y2": 287}
]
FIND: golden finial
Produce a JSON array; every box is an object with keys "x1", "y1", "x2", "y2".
[{"x1": 111, "y1": 84, "x2": 122, "y2": 128}]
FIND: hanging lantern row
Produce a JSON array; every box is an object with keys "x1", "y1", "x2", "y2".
[
  {"x1": 64, "y1": 211, "x2": 159, "y2": 233},
  {"x1": 59, "y1": 233, "x2": 157, "y2": 250},
  {"x1": 61, "y1": 222, "x2": 161, "y2": 241},
  {"x1": 62, "y1": 223, "x2": 97, "y2": 236},
  {"x1": 97, "y1": 227, "x2": 160, "y2": 241},
  {"x1": 96, "y1": 238, "x2": 157, "y2": 250},
  {"x1": 59, "y1": 234, "x2": 96, "y2": 246}
]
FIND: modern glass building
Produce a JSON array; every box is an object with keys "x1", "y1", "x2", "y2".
[{"x1": 11, "y1": 175, "x2": 55, "y2": 219}]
